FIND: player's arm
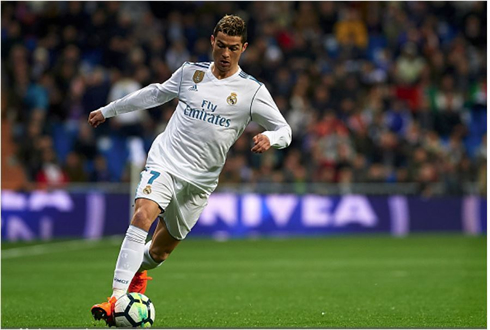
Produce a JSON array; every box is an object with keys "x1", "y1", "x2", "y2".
[
  {"x1": 250, "y1": 85, "x2": 292, "y2": 153},
  {"x1": 88, "y1": 64, "x2": 185, "y2": 128}
]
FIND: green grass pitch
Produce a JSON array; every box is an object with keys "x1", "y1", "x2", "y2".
[{"x1": 1, "y1": 234, "x2": 486, "y2": 328}]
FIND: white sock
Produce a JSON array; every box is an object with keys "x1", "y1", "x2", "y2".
[
  {"x1": 139, "y1": 240, "x2": 164, "y2": 271},
  {"x1": 112, "y1": 225, "x2": 148, "y2": 298}
]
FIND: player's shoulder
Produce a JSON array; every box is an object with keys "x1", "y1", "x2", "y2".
[
  {"x1": 238, "y1": 70, "x2": 263, "y2": 87},
  {"x1": 183, "y1": 61, "x2": 212, "y2": 70}
]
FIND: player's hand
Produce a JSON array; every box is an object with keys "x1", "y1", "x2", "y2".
[
  {"x1": 88, "y1": 109, "x2": 106, "y2": 128},
  {"x1": 251, "y1": 134, "x2": 271, "y2": 153}
]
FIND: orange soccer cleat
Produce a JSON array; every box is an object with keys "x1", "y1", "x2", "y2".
[
  {"x1": 128, "y1": 271, "x2": 153, "y2": 294},
  {"x1": 91, "y1": 296, "x2": 117, "y2": 327}
]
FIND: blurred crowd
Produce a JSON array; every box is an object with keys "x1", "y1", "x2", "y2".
[{"x1": 1, "y1": 1, "x2": 487, "y2": 195}]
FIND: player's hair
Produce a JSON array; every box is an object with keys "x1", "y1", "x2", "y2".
[{"x1": 213, "y1": 15, "x2": 247, "y2": 44}]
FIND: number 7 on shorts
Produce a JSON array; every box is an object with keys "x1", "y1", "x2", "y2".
[{"x1": 148, "y1": 170, "x2": 160, "y2": 184}]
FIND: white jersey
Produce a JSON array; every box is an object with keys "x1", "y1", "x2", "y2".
[{"x1": 100, "y1": 62, "x2": 292, "y2": 193}]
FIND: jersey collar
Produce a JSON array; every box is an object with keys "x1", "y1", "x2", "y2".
[{"x1": 207, "y1": 62, "x2": 242, "y2": 85}]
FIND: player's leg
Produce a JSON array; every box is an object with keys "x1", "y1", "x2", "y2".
[
  {"x1": 92, "y1": 168, "x2": 176, "y2": 325},
  {"x1": 112, "y1": 198, "x2": 161, "y2": 297},
  {"x1": 142, "y1": 218, "x2": 181, "y2": 268},
  {"x1": 129, "y1": 219, "x2": 180, "y2": 293},
  {"x1": 131, "y1": 176, "x2": 208, "y2": 295},
  {"x1": 91, "y1": 198, "x2": 161, "y2": 325}
]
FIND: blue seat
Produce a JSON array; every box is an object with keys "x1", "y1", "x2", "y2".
[
  {"x1": 52, "y1": 123, "x2": 77, "y2": 163},
  {"x1": 98, "y1": 136, "x2": 129, "y2": 181},
  {"x1": 367, "y1": 35, "x2": 387, "y2": 61}
]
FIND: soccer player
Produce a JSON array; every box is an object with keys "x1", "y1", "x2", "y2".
[{"x1": 89, "y1": 15, "x2": 292, "y2": 326}]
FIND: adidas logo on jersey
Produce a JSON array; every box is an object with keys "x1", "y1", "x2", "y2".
[{"x1": 189, "y1": 84, "x2": 198, "y2": 92}]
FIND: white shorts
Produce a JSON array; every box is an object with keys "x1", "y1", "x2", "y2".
[{"x1": 135, "y1": 167, "x2": 210, "y2": 240}]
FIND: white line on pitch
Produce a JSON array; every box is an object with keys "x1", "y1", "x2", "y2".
[{"x1": 1, "y1": 236, "x2": 122, "y2": 259}]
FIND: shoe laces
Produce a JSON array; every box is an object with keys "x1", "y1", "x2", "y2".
[{"x1": 107, "y1": 296, "x2": 117, "y2": 308}]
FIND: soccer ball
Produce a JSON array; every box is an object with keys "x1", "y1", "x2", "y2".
[{"x1": 114, "y1": 292, "x2": 155, "y2": 328}]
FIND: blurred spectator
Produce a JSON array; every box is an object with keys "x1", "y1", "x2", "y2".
[
  {"x1": 334, "y1": 7, "x2": 368, "y2": 49},
  {"x1": 91, "y1": 154, "x2": 112, "y2": 182},
  {"x1": 433, "y1": 75, "x2": 465, "y2": 114},
  {"x1": 312, "y1": 112, "x2": 352, "y2": 169},
  {"x1": 384, "y1": 99, "x2": 412, "y2": 136},
  {"x1": 414, "y1": 100, "x2": 435, "y2": 131},
  {"x1": 82, "y1": 67, "x2": 111, "y2": 115},
  {"x1": 31, "y1": 47, "x2": 50, "y2": 80},
  {"x1": 35, "y1": 147, "x2": 69, "y2": 190},
  {"x1": 416, "y1": 162, "x2": 438, "y2": 197},
  {"x1": 17, "y1": 121, "x2": 45, "y2": 180},
  {"x1": 63, "y1": 151, "x2": 88, "y2": 182},
  {"x1": 63, "y1": 75, "x2": 86, "y2": 125},
  {"x1": 165, "y1": 40, "x2": 190, "y2": 72},
  {"x1": 407, "y1": 147, "x2": 429, "y2": 181},
  {"x1": 107, "y1": 70, "x2": 149, "y2": 137},
  {"x1": 463, "y1": 14, "x2": 486, "y2": 48},
  {"x1": 444, "y1": 133, "x2": 466, "y2": 165},
  {"x1": 318, "y1": 2, "x2": 338, "y2": 35},
  {"x1": 351, "y1": 154, "x2": 368, "y2": 183},
  {"x1": 422, "y1": 130, "x2": 445, "y2": 159},
  {"x1": 372, "y1": 131, "x2": 408, "y2": 170},
  {"x1": 394, "y1": 42, "x2": 426, "y2": 85},
  {"x1": 366, "y1": 163, "x2": 387, "y2": 183},
  {"x1": 74, "y1": 121, "x2": 98, "y2": 162}
]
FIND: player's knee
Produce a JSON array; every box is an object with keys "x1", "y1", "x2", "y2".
[
  {"x1": 149, "y1": 245, "x2": 173, "y2": 263},
  {"x1": 131, "y1": 209, "x2": 154, "y2": 231}
]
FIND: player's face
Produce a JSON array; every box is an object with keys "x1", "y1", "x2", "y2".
[{"x1": 211, "y1": 32, "x2": 247, "y2": 78}]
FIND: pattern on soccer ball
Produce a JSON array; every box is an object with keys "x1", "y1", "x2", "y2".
[{"x1": 114, "y1": 293, "x2": 155, "y2": 328}]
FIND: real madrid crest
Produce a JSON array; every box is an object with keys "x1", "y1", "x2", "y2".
[
  {"x1": 143, "y1": 185, "x2": 152, "y2": 195},
  {"x1": 193, "y1": 70, "x2": 205, "y2": 84},
  {"x1": 227, "y1": 92, "x2": 238, "y2": 105}
]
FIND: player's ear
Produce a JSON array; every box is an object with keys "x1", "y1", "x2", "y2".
[
  {"x1": 242, "y1": 42, "x2": 248, "y2": 52},
  {"x1": 210, "y1": 35, "x2": 215, "y2": 46}
]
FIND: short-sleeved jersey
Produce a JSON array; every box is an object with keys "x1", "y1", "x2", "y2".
[{"x1": 101, "y1": 62, "x2": 292, "y2": 193}]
